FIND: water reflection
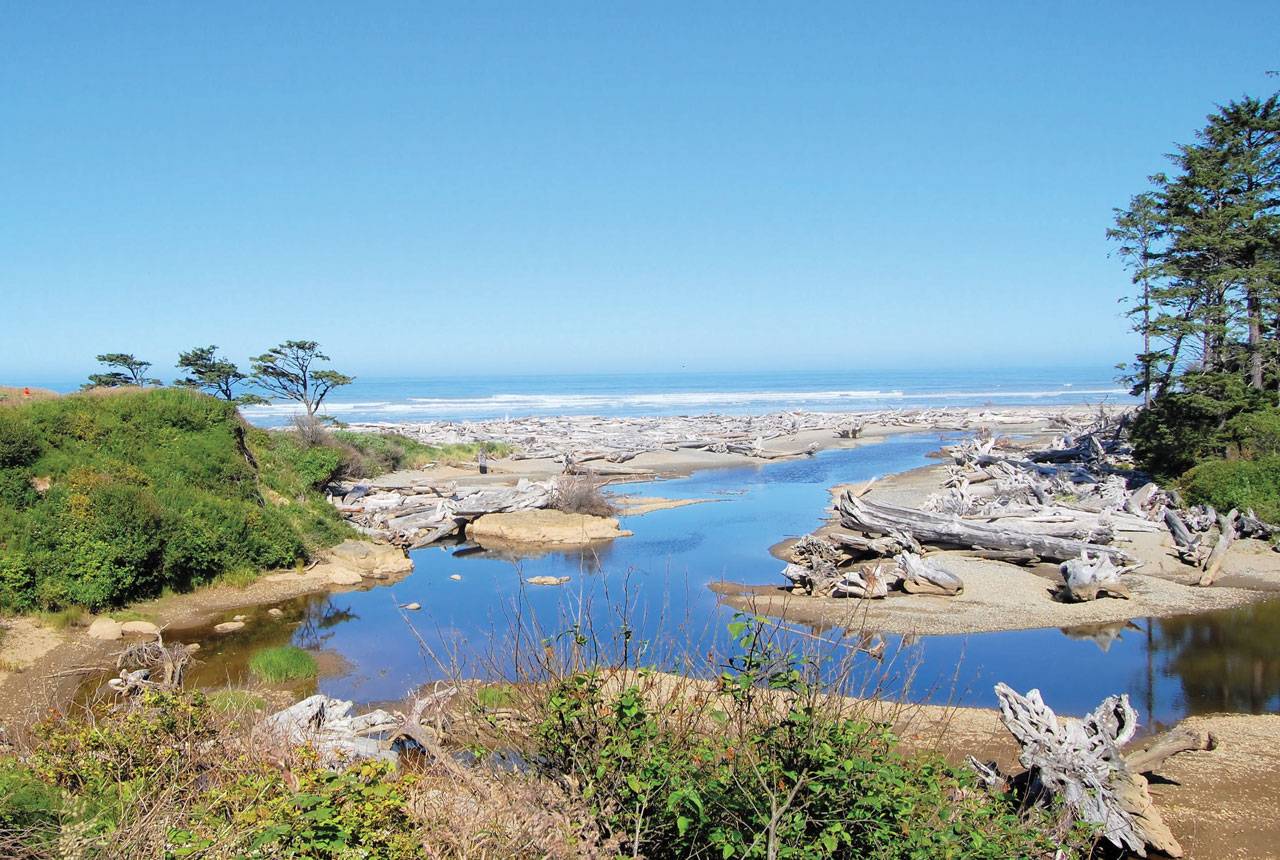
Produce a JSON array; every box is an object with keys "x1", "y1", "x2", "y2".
[{"x1": 175, "y1": 433, "x2": 1280, "y2": 726}]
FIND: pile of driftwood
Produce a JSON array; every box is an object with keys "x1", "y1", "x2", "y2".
[
  {"x1": 330, "y1": 478, "x2": 555, "y2": 547},
  {"x1": 346, "y1": 407, "x2": 1084, "y2": 469},
  {"x1": 972, "y1": 684, "x2": 1214, "y2": 858},
  {"x1": 106, "y1": 634, "x2": 196, "y2": 696},
  {"x1": 785, "y1": 408, "x2": 1276, "y2": 600}
]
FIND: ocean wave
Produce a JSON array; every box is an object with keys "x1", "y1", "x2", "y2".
[{"x1": 238, "y1": 387, "x2": 1129, "y2": 418}]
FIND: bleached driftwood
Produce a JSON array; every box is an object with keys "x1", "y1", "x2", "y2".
[
  {"x1": 262, "y1": 695, "x2": 402, "y2": 766},
  {"x1": 1058, "y1": 551, "x2": 1131, "y2": 601},
  {"x1": 896, "y1": 551, "x2": 962, "y2": 595},
  {"x1": 830, "y1": 562, "x2": 898, "y2": 599},
  {"x1": 838, "y1": 492, "x2": 1134, "y2": 565},
  {"x1": 1164, "y1": 509, "x2": 1203, "y2": 564},
  {"x1": 985, "y1": 684, "x2": 1187, "y2": 858},
  {"x1": 1198, "y1": 508, "x2": 1239, "y2": 587}
]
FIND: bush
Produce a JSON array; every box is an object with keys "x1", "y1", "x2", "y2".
[
  {"x1": 533, "y1": 619, "x2": 1077, "y2": 859},
  {"x1": 1130, "y1": 374, "x2": 1270, "y2": 479},
  {"x1": 1182, "y1": 456, "x2": 1280, "y2": 523},
  {"x1": 0, "y1": 389, "x2": 349, "y2": 611},
  {"x1": 332, "y1": 430, "x2": 512, "y2": 477},
  {"x1": 551, "y1": 474, "x2": 617, "y2": 517},
  {"x1": 248, "y1": 645, "x2": 318, "y2": 682},
  {"x1": 0, "y1": 759, "x2": 62, "y2": 848},
  {"x1": 0, "y1": 412, "x2": 41, "y2": 468},
  {"x1": 1224, "y1": 408, "x2": 1280, "y2": 458}
]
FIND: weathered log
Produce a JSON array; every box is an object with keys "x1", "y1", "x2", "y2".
[
  {"x1": 896, "y1": 551, "x2": 962, "y2": 595},
  {"x1": 1124, "y1": 726, "x2": 1216, "y2": 775},
  {"x1": 830, "y1": 562, "x2": 897, "y2": 599},
  {"x1": 1059, "y1": 551, "x2": 1131, "y2": 601},
  {"x1": 961, "y1": 547, "x2": 1042, "y2": 565},
  {"x1": 828, "y1": 531, "x2": 909, "y2": 558},
  {"x1": 1198, "y1": 508, "x2": 1239, "y2": 587},
  {"x1": 990, "y1": 684, "x2": 1183, "y2": 857},
  {"x1": 1163, "y1": 509, "x2": 1203, "y2": 564},
  {"x1": 838, "y1": 492, "x2": 1134, "y2": 564},
  {"x1": 262, "y1": 695, "x2": 401, "y2": 766}
]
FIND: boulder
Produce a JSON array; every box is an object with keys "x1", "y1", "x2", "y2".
[
  {"x1": 467, "y1": 510, "x2": 633, "y2": 546},
  {"x1": 526, "y1": 576, "x2": 571, "y2": 586},
  {"x1": 328, "y1": 566, "x2": 364, "y2": 586},
  {"x1": 87, "y1": 617, "x2": 122, "y2": 641},
  {"x1": 329, "y1": 540, "x2": 413, "y2": 579},
  {"x1": 213, "y1": 620, "x2": 245, "y2": 634},
  {"x1": 121, "y1": 620, "x2": 161, "y2": 637}
]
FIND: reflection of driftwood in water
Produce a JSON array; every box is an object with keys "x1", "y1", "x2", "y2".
[
  {"x1": 837, "y1": 492, "x2": 1134, "y2": 564},
  {"x1": 1059, "y1": 620, "x2": 1141, "y2": 652},
  {"x1": 973, "y1": 684, "x2": 1212, "y2": 858}
]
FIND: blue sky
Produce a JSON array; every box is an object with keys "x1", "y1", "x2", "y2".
[{"x1": 2, "y1": 2, "x2": 1277, "y2": 382}]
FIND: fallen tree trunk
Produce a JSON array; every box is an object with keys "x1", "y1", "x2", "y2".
[
  {"x1": 896, "y1": 551, "x2": 962, "y2": 595},
  {"x1": 837, "y1": 492, "x2": 1134, "y2": 564},
  {"x1": 1164, "y1": 509, "x2": 1203, "y2": 565},
  {"x1": 1198, "y1": 508, "x2": 1239, "y2": 587}
]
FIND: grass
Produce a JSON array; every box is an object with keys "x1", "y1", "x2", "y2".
[
  {"x1": 206, "y1": 689, "x2": 267, "y2": 714},
  {"x1": 36, "y1": 606, "x2": 88, "y2": 630},
  {"x1": 248, "y1": 645, "x2": 318, "y2": 683},
  {"x1": 475, "y1": 684, "x2": 517, "y2": 710},
  {"x1": 332, "y1": 430, "x2": 514, "y2": 476}
]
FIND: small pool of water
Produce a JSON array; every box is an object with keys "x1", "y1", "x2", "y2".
[{"x1": 184, "y1": 433, "x2": 1280, "y2": 728}]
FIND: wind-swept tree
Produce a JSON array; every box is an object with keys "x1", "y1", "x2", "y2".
[
  {"x1": 1109, "y1": 191, "x2": 1167, "y2": 404},
  {"x1": 86, "y1": 353, "x2": 161, "y2": 388},
  {"x1": 175, "y1": 345, "x2": 265, "y2": 404},
  {"x1": 250, "y1": 340, "x2": 353, "y2": 416}
]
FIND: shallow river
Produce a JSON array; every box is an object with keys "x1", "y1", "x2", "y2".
[{"x1": 185, "y1": 433, "x2": 1280, "y2": 729}]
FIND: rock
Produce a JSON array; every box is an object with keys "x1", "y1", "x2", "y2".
[
  {"x1": 328, "y1": 566, "x2": 364, "y2": 586},
  {"x1": 329, "y1": 540, "x2": 414, "y2": 578},
  {"x1": 121, "y1": 620, "x2": 161, "y2": 637},
  {"x1": 267, "y1": 608, "x2": 284, "y2": 617},
  {"x1": 186, "y1": 642, "x2": 201, "y2": 652},
  {"x1": 213, "y1": 621, "x2": 245, "y2": 634},
  {"x1": 400, "y1": 602, "x2": 421, "y2": 610},
  {"x1": 87, "y1": 617, "x2": 122, "y2": 641},
  {"x1": 466, "y1": 510, "x2": 633, "y2": 546},
  {"x1": 232, "y1": 614, "x2": 247, "y2": 622},
  {"x1": 526, "y1": 576, "x2": 571, "y2": 586},
  {"x1": 449, "y1": 574, "x2": 462, "y2": 581}
]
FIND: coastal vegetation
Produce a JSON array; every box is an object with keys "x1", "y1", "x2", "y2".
[
  {"x1": 0, "y1": 622, "x2": 1084, "y2": 859},
  {"x1": 1113, "y1": 92, "x2": 1280, "y2": 517},
  {"x1": 0, "y1": 387, "x2": 347, "y2": 612},
  {"x1": 247, "y1": 645, "x2": 319, "y2": 683}
]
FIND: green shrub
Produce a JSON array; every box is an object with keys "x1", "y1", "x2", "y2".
[
  {"x1": 1182, "y1": 456, "x2": 1280, "y2": 523},
  {"x1": 1130, "y1": 373, "x2": 1269, "y2": 479},
  {"x1": 534, "y1": 619, "x2": 1078, "y2": 859},
  {"x1": 332, "y1": 430, "x2": 512, "y2": 477},
  {"x1": 1224, "y1": 408, "x2": 1280, "y2": 458},
  {"x1": 0, "y1": 411, "x2": 41, "y2": 468},
  {"x1": 0, "y1": 759, "x2": 63, "y2": 846},
  {"x1": 248, "y1": 645, "x2": 318, "y2": 682},
  {"x1": 0, "y1": 389, "x2": 349, "y2": 611}
]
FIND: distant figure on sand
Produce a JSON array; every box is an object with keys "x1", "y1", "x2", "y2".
[{"x1": 477, "y1": 449, "x2": 488, "y2": 474}]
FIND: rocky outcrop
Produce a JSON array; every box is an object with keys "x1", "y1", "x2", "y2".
[
  {"x1": 301, "y1": 540, "x2": 415, "y2": 587},
  {"x1": 466, "y1": 510, "x2": 632, "y2": 546},
  {"x1": 87, "y1": 617, "x2": 123, "y2": 641}
]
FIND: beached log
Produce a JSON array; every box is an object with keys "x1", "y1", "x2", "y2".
[
  {"x1": 834, "y1": 420, "x2": 863, "y2": 439},
  {"x1": 1164, "y1": 509, "x2": 1203, "y2": 564},
  {"x1": 781, "y1": 535, "x2": 845, "y2": 594},
  {"x1": 1237, "y1": 508, "x2": 1277, "y2": 540},
  {"x1": 829, "y1": 531, "x2": 910, "y2": 558},
  {"x1": 838, "y1": 492, "x2": 1134, "y2": 564},
  {"x1": 961, "y1": 547, "x2": 1042, "y2": 565},
  {"x1": 1124, "y1": 481, "x2": 1160, "y2": 517},
  {"x1": 896, "y1": 551, "x2": 962, "y2": 595},
  {"x1": 1058, "y1": 551, "x2": 1131, "y2": 601},
  {"x1": 262, "y1": 695, "x2": 401, "y2": 766},
  {"x1": 1123, "y1": 726, "x2": 1216, "y2": 775},
  {"x1": 1198, "y1": 508, "x2": 1239, "y2": 587},
  {"x1": 990, "y1": 683, "x2": 1183, "y2": 857}
]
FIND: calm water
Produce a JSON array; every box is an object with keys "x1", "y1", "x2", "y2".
[{"x1": 184, "y1": 433, "x2": 1280, "y2": 728}]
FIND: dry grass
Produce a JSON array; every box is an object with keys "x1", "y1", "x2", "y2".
[{"x1": 551, "y1": 473, "x2": 618, "y2": 517}]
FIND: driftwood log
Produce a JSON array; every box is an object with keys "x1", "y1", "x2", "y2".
[
  {"x1": 896, "y1": 551, "x2": 963, "y2": 595},
  {"x1": 980, "y1": 684, "x2": 1210, "y2": 858},
  {"x1": 1198, "y1": 508, "x2": 1239, "y2": 587},
  {"x1": 838, "y1": 492, "x2": 1134, "y2": 564}
]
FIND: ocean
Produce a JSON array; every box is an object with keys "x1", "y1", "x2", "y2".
[{"x1": 236, "y1": 367, "x2": 1133, "y2": 426}]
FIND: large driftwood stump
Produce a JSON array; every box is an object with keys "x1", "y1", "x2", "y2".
[
  {"x1": 1058, "y1": 551, "x2": 1131, "y2": 601},
  {"x1": 990, "y1": 684, "x2": 1185, "y2": 858}
]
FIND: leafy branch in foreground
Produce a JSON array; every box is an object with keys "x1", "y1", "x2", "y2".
[{"x1": 250, "y1": 340, "x2": 353, "y2": 416}]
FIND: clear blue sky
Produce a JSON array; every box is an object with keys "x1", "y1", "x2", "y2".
[{"x1": 2, "y1": 2, "x2": 1277, "y2": 382}]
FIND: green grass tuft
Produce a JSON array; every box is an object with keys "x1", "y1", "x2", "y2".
[{"x1": 248, "y1": 646, "x2": 318, "y2": 683}]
